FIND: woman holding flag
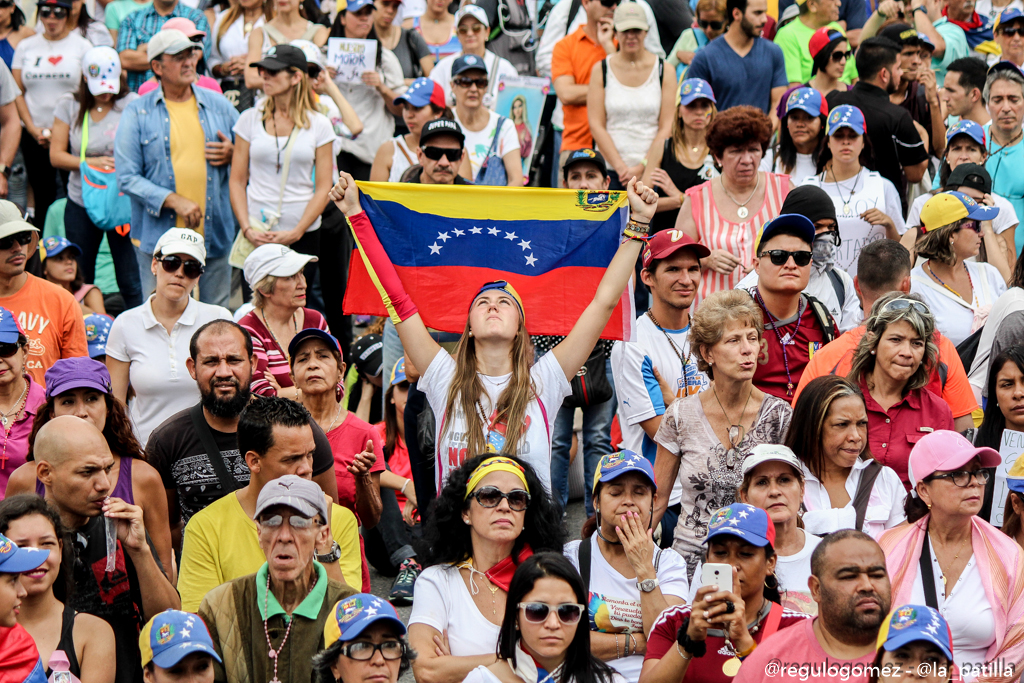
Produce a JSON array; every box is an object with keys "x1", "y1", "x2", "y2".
[{"x1": 329, "y1": 171, "x2": 657, "y2": 495}]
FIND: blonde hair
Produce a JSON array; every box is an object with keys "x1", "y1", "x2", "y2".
[
  {"x1": 671, "y1": 100, "x2": 717, "y2": 161},
  {"x1": 690, "y1": 290, "x2": 763, "y2": 375},
  {"x1": 915, "y1": 218, "x2": 969, "y2": 266},
  {"x1": 262, "y1": 69, "x2": 317, "y2": 129},
  {"x1": 217, "y1": 0, "x2": 274, "y2": 50},
  {"x1": 252, "y1": 274, "x2": 277, "y2": 308}
]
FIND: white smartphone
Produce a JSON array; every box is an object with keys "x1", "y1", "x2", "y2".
[{"x1": 701, "y1": 563, "x2": 733, "y2": 592}]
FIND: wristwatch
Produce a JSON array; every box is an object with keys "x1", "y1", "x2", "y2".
[
  {"x1": 0, "y1": 164, "x2": 11, "y2": 178},
  {"x1": 636, "y1": 578, "x2": 660, "y2": 592},
  {"x1": 315, "y1": 541, "x2": 342, "y2": 564}
]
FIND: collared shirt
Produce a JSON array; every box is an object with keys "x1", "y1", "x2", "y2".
[
  {"x1": 116, "y1": 3, "x2": 212, "y2": 92},
  {"x1": 800, "y1": 457, "x2": 907, "y2": 539},
  {"x1": 256, "y1": 561, "x2": 329, "y2": 622},
  {"x1": 114, "y1": 85, "x2": 239, "y2": 259},
  {"x1": 859, "y1": 377, "x2": 954, "y2": 489},
  {"x1": 984, "y1": 121, "x2": 1024, "y2": 256},
  {"x1": 551, "y1": 26, "x2": 608, "y2": 152},
  {"x1": 751, "y1": 292, "x2": 832, "y2": 402}
]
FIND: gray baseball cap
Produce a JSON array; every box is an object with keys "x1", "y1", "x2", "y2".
[{"x1": 254, "y1": 475, "x2": 329, "y2": 523}]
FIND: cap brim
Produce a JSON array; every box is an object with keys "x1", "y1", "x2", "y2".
[
  {"x1": 0, "y1": 546, "x2": 49, "y2": 573},
  {"x1": 829, "y1": 122, "x2": 865, "y2": 136},
  {"x1": 87, "y1": 79, "x2": 119, "y2": 96},
  {"x1": 883, "y1": 630, "x2": 953, "y2": 661},
  {"x1": 966, "y1": 203, "x2": 1000, "y2": 221},
  {"x1": 288, "y1": 328, "x2": 340, "y2": 358},
  {"x1": 151, "y1": 642, "x2": 223, "y2": 669},
  {"x1": 250, "y1": 57, "x2": 291, "y2": 70},
  {"x1": 1008, "y1": 477, "x2": 1024, "y2": 494},
  {"x1": 254, "y1": 497, "x2": 322, "y2": 521},
  {"x1": 44, "y1": 243, "x2": 81, "y2": 259},
  {"x1": 158, "y1": 244, "x2": 206, "y2": 265},
  {"x1": 614, "y1": 21, "x2": 649, "y2": 30},
  {"x1": 46, "y1": 377, "x2": 110, "y2": 400},
  {"x1": 705, "y1": 527, "x2": 772, "y2": 547},
  {"x1": 0, "y1": 221, "x2": 39, "y2": 240},
  {"x1": 340, "y1": 614, "x2": 408, "y2": 641},
  {"x1": 650, "y1": 240, "x2": 711, "y2": 261},
  {"x1": 679, "y1": 92, "x2": 716, "y2": 106},
  {"x1": 268, "y1": 252, "x2": 317, "y2": 277},
  {"x1": 595, "y1": 466, "x2": 657, "y2": 493},
  {"x1": 788, "y1": 103, "x2": 821, "y2": 118},
  {"x1": 742, "y1": 452, "x2": 804, "y2": 476}
]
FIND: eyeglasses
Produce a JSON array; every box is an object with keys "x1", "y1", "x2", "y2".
[
  {"x1": 258, "y1": 66, "x2": 283, "y2": 77},
  {"x1": 830, "y1": 49, "x2": 853, "y2": 63},
  {"x1": 469, "y1": 486, "x2": 531, "y2": 511},
  {"x1": 0, "y1": 231, "x2": 33, "y2": 251},
  {"x1": 308, "y1": 65, "x2": 322, "y2": 79},
  {"x1": 1000, "y1": 26, "x2": 1024, "y2": 36},
  {"x1": 879, "y1": 298, "x2": 930, "y2": 316},
  {"x1": 453, "y1": 76, "x2": 488, "y2": 89},
  {"x1": 458, "y1": 23, "x2": 486, "y2": 34},
  {"x1": 189, "y1": 35, "x2": 204, "y2": 43},
  {"x1": 760, "y1": 249, "x2": 812, "y2": 267},
  {"x1": 924, "y1": 469, "x2": 991, "y2": 487},
  {"x1": 38, "y1": 6, "x2": 68, "y2": 18},
  {"x1": 422, "y1": 146, "x2": 462, "y2": 162},
  {"x1": 518, "y1": 602, "x2": 586, "y2": 624},
  {"x1": 698, "y1": 19, "x2": 723, "y2": 30},
  {"x1": 341, "y1": 641, "x2": 407, "y2": 661},
  {"x1": 257, "y1": 513, "x2": 319, "y2": 529},
  {"x1": 157, "y1": 255, "x2": 205, "y2": 279},
  {"x1": 0, "y1": 342, "x2": 21, "y2": 358}
]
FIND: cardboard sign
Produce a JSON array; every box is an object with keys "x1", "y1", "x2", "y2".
[
  {"x1": 992, "y1": 428, "x2": 1024, "y2": 526},
  {"x1": 327, "y1": 38, "x2": 377, "y2": 84}
]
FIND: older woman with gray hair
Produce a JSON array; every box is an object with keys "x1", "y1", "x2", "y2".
[
  {"x1": 846, "y1": 292, "x2": 954, "y2": 491},
  {"x1": 312, "y1": 593, "x2": 415, "y2": 683},
  {"x1": 652, "y1": 289, "x2": 793, "y2": 575}
]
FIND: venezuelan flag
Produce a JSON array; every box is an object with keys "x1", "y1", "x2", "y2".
[
  {"x1": 343, "y1": 183, "x2": 636, "y2": 340},
  {"x1": 0, "y1": 625, "x2": 48, "y2": 683}
]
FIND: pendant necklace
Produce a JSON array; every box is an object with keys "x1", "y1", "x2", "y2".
[
  {"x1": 720, "y1": 173, "x2": 760, "y2": 219},
  {"x1": 263, "y1": 570, "x2": 318, "y2": 683},
  {"x1": 0, "y1": 378, "x2": 27, "y2": 428},
  {"x1": 711, "y1": 382, "x2": 753, "y2": 468},
  {"x1": 931, "y1": 531, "x2": 970, "y2": 587},
  {"x1": 753, "y1": 287, "x2": 805, "y2": 396},
  {"x1": 828, "y1": 164, "x2": 859, "y2": 215},
  {"x1": 458, "y1": 557, "x2": 502, "y2": 615},
  {"x1": 646, "y1": 309, "x2": 692, "y2": 390}
]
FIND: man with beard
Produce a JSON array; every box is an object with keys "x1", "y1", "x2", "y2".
[
  {"x1": 735, "y1": 530, "x2": 892, "y2": 682},
  {"x1": 827, "y1": 37, "x2": 929, "y2": 212},
  {"x1": 686, "y1": 0, "x2": 788, "y2": 118},
  {"x1": 145, "y1": 320, "x2": 339, "y2": 548},
  {"x1": 879, "y1": 24, "x2": 946, "y2": 159},
  {"x1": 400, "y1": 119, "x2": 473, "y2": 184}
]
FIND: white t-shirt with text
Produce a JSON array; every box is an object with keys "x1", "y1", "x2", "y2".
[{"x1": 12, "y1": 32, "x2": 93, "y2": 128}]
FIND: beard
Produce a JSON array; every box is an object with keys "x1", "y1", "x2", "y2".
[
  {"x1": 740, "y1": 15, "x2": 760, "y2": 38},
  {"x1": 201, "y1": 377, "x2": 251, "y2": 419},
  {"x1": 886, "y1": 75, "x2": 899, "y2": 94},
  {"x1": 818, "y1": 579, "x2": 890, "y2": 642}
]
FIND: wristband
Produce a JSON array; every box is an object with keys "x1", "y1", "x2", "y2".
[
  {"x1": 347, "y1": 211, "x2": 419, "y2": 324},
  {"x1": 736, "y1": 642, "x2": 757, "y2": 658},
  {"x1": 401, "y1": 480, "x2": 410, "y2": 495}
]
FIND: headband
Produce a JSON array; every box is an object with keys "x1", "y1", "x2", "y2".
[
  {"x1": 464, "y1": 457, "x2": 530, "y2": 499},
  {"x1": 471, "y1": 281, "x2": 525, "y2": 320}
]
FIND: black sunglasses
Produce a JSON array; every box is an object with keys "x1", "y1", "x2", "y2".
[
  {"x1": 599, "y1": 0, "x2": 619, "y2": 7},
  {"x1": 519, "y1": 602, "x2": 585, "y2": 624},
  {"x1": 958, "y1": 220, "x2": 982, "y2": 233},
  {"x1": 308, "y1": 64, "x2": 322, "y2": 79},
  {"x1": 698, "y1": 19, "x2": 723, "y2": 30},
  {"x1": 760, "y1": 249, "x2": 812, "y2": 267},
  {"x1": 924, "y1": 469, "x2": 991, "y2": 487},
  {"x1": 0, "y1": 342, "x2": 21, "y2": 358},
  {"x1": 39, "y1": 6, "x2": 68, "y2": 17},
  {"x1": 157, "y1": 254, "x2": 205, "y2": 279},
  {"x1": 0, "y1": 231, "x2": 34, "y2": 251},
  {"x1": 830, "y1": 49, "x2": 853, "y2": 62},
  {"x1": 1001, "y1": 26, "x2": 1024, "y2": 36},
  {"x1": 258, "y1": 66, "x2": 283, "y2": 77},
  {"x1": 469, "y1": 485, "x2": 531, "y2": 511},
  {"x1": 453, "y1": 76, "x2": 488, "y2": 89},
  {"x1": 422, "y1": 146, "x2": 462, "y2": 162}
]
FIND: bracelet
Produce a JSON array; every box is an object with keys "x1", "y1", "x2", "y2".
[
  {"x1": 675, "y1": 642, "x2": 693, "y2": 661},
  {"x1": 623, "y1": 229, "x2": 651, "y2": 243},
  {"x1": 629, "y1": 633, "x2": 638, "y2": 657},
  {"x1": 401, "y1": 480, "x2": 410, "y2": 495},
  {"x1": 735, "y1": 641, "x2": 757, "y2": 659},
  {"x1": 615, "y1": 635, "x2": 621, "y2": 659}
]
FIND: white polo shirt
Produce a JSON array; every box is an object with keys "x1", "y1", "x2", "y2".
[{"x1": 106, "y1": 296, "x2": 231, "y2": 446}]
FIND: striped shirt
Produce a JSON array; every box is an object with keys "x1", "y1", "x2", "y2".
[
  {"x1": 238, "y1": 307, "x2": 329, "y2": 397},
  {"x1": 687, "y1": 171, "x2": 790, "y2": 306},
  {"x1": 116, "y1": 3, "x2": 212, "y2": 92}
]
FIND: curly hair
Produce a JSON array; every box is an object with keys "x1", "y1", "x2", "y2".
[
  {"x1": 419, "y1": 453, "x2": 566, "y2": 567},
  {"x1": 847, "y1": 291, "x2": 938, "y2": 395},
  {"x1": 27, "y1": 392, "x2": 144, "y2": 462},
  {"x1": 706, "y1": 105, "x2": 772, "y2": 161},
  {"x1": 689, "y1": 289, "x2": 764, "y2": 377}
]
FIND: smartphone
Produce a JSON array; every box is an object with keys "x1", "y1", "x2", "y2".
[{"x1": 701, "y1": 563, "x2": 733, "y2": 592}]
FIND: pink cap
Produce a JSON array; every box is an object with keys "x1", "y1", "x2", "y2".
[
  {"x1": 163, "y1": 17, "x2": 206, "y2": 38},
  {"x1": 907, "y1": 430, "x2": 1001, "y2": 490}
]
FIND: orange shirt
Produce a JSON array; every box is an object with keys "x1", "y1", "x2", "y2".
[
  {"x1": 551, "y1": 26, "x2": 608, "y2": 152},
  {"x1": 793, "y1": 325, "x2": 978, "y2": 418},
  {"x1": 0, "y1": 274, "x2": 88, "y2": 386}
]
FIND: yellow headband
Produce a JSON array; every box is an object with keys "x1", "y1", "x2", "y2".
[{"x1": 464, "y1": 457, "x2": 529, "y2": 499}]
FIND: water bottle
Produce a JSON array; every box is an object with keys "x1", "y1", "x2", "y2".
[{"x1": 47, "y1": 651, "x2": 80, "y2": 683}]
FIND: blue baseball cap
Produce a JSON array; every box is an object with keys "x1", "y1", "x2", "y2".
[
  {"x1": 755, "y1": 213, "x2": 816, "y2": 252},
  {"x1": 827, "y1": 104, "x2": 866, "y2": 136},
  {"x1": 988, "y1": 60, "x2": 1024, "y2": 79},
  {"x1": 140, "y1": 610, "x2": 222, "y2": 669},
  {"x1": 996, "y1": 7, "x2": 1024, "y2": 30},
  {"x1": 784, "y1": 87, "x2": 826, "y2": 118},
  {"x1": 877, "y1": 605, "x2": 954, "y2": 661},
  {"x1": 0, "y1": 533, "x2": 48, "y2": 574},
  {"x1": 346, "y1": 0, "x2": 375, "y2": 13},
  {"x1": 288, "y1": 327, "x2": 342, "y2": 358},
  {"x1": 705, "y1": 503, "x2": 776, "y2": 548},
  {"x1": 390, "y1": 357, "x2": 407, "y2": 386},
  {"x1": 946, "y1": 119, "x2": 986, "y2": 147},
  {"x1": 917, "y1": 32, "x2": 935, "y2": 51},
  {"x1": 324, "y1": 594, "x2": 407, "y2": 648},
  {"x1": 394, "y1": 77, "x2": 446, "y2": 109},
  {"x1": 40, "y1": 236, "x2": 81, "y2": 261},
  {"x1": 591, "y1": 450, "x2": 656, "y2": 495},
  {"x1": 84, "y1": 313, "x2": 113, "y2": 359},
  {"x1": 0, "y1": 306, "x2": 22, "y2": 345},
  {"x1": 677, "y1": 78, "x2": 716, "y2": 106},
  {"x1": 452, "y1": 53, "x2": 487, "y2": 77}
]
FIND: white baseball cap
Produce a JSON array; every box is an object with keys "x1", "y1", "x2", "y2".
[
  {"x1": 455, "y1": 4, "x2": 489, "y2": 27},
  {"x1": 154, "y1": 228, "x2": 206, "y2": 265},
  {"x1": 290, "y1": 39, "x2": 326, "y2": 69},
  {"x1": 147, "y1": 29, "x2": 195, "y2": 62},
  {"x1": 243, "y1": 243, "x2": 317, "y2": 287},
  {"x1": 741, "y1": 444, "x2": 804, "y2": 477},
  {"x1": 0, "y1": 200, "x2": 38, "y2": 242},
  {"x1": 82, "y1": 46, "x2": 121, "y2": 96}
]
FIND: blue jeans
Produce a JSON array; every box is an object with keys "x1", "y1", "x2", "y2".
[
  {"x1": 136, "y1": 248, "x2": 231, "y2": 308},
  {"x1": 549, "y1": 357, "x2": 616, "y2": 516},
  {"x1": 65, "y1": 199, "x2": 143, "y2": 309}
]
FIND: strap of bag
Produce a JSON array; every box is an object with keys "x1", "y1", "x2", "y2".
[
  {"x1": 806, "y1": 295, "x2": 838, "y2": 343},
  {"x1": 579, "y1": 536, "x2": 592, "y2": 591},
  {"x1": 188, "y1": 403, "x2": 239, "y2": 493},
  {"x1": 80, "y1": 112, "x2": 89, "y2": 163},
  {"x1": 919, "y1": 531, "x2": 940, "y2": 609},
  {"x1": 852, "y1": 460, "x2": 882, "y2": 531},
  {"x1": 274, "y1": 125, "x2": 300, "y2": 216},
  {"x1": 827, "y1": 268, "x2": 845, "y2": 305},
  {"x1": 601, "y1": 58, "x2": 607, "y2": 86},
  {"x1": 566, "y1": 0, "x2": 584, "y2": 38}
]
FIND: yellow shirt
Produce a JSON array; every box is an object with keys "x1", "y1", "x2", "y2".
[
  {"x1": 177, "y1": 490, "x2": 363, "y2": 612},
  {"x1": 165, "y1": 96, "x2": 207, "y2": 234}
]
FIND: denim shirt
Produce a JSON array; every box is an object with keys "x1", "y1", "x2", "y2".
[{"x1": 114, "y1": 85, "x2": 239, "y2": 259}]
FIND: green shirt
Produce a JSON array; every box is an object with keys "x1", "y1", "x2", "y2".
[
  {"x1": 932, "y1": 18, "x2": 970, "y2": 86},
  {"x1": 255, "y1": 562, "x2": 330, "y2": 623},
  {"x1": 774, "y1": 19, "x2": 858, "y2": 84},
  {"x1": 105, "y1": 0, "x2": 152, "y2": 31}
]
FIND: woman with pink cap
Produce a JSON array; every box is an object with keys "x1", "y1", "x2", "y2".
[{"x1": 878, "y1": 430, "x2": 1024, "y2": 680}]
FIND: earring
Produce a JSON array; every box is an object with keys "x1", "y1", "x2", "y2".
[
  {"x1": 927, "y1": 503, "x2": 932, "y2": 510},
  {"x1": 871, "y1": 350, "x2": 876, "y2": 355}
]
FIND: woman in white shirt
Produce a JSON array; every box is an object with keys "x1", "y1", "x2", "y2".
[
  {"x1": 760, "y1": 87, "x2": 826, "y2": 184},
  {"x1": 408, "y1": 455, "x2": 566, "y2": 683},
  {"x1": 209, "y1": 0, "x2": 269, "y2": 109},
  {"x1": 428, "y1": 5, "x2": 517, "y2": 109},
  {"x1": 451, "y1": 52, "x2": 521, "y2": 185},
  {"x1": 786, "y1": 375, "x2": 906, "y2": 539},
  {"x1": 587, "y1": 2, "x2": 673, "y2": 190}
]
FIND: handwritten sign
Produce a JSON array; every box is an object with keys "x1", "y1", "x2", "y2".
[
  {"x1": 327, "y1": 38, "x2": 377, "y2": 84},
  {"x1": 992, "y1": 428, "x2": 1024, "y2": 526}
]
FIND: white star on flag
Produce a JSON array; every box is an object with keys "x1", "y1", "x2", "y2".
[
  {"x1": 429, "y1": 243, "x2": 442, "y2": 254},
  {"x1": 182, "y1": 628, "x2": 191, "y2": 637},
  {"x1": 738, "y1": 510, "x2": 749, "y2": 519},
  {"x1": 453, "y1": 228, "x2": 465, "y2": 236},
  {"x1": 525, "y1": 254, "x2": 537, "y2": 267},
  {"x1": 488, "y1": 227, "x2": 500, "y2": 236},
  {"x1": 437, "y1": 232, "x2": 450, "y2": 242},
  {"x1": 505, "y1": 231, "x2": 517, "y2": 240},
  {"x1": 728, "y1": 519, "x2": 740, "y2": 526},
  {"x1": 365, "y1": 606, "x2": 379, "y2": 616},
  {"x1": 185, "y1": 617, "x2": 196, "y2": 626},
  {"x1": 518, "y1": 239, "x2": 531, "y2": 251},
  {"x1": 99, "y1": 335, "x2": 106, "y2": 342},
  {"x1": 470, "y1": 227, "x2": 482, "y2": 234}
]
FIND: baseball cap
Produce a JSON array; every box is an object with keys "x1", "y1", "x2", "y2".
[
  {"x1": 81, "y1": 46, "x2": 120, "y2": 96},
  {"x1": 351, "y1": 334, "x2": 383, "y2": 378},
  {"x1": 0, "y1": 533, "x2": 48, "y2": 574},
  {"x1": 140, "y1": 610, "x2": 222, "y2": 669},
  {"x1": 946, "y1": 119, "x2": 986, "y2": 147},
  {"x1": 84, "y1": 313, "x2": 113, "y2": 359},
  {"x1": 783, "y1": 87, "x2": 827, "y2": 118},
  {"x1": 1007, "y1": 451, "x2": 1024, "y2": 493},
  {"x1": 419, "y1": 118, "x2": 465, "y2": 147},
  {"x1": 0, "y1": 307, "x2": 21, "y2": 345},
  {"x1": 154, "y1": 227, "x2": 206, "y2": 265},
  {"x1": 613, "y1": 2, "x2": 648, "y2": 31},
  {"x1": 995, "y1": 7, "x2": 1024, "y2": 30},
  {"x1": 37, "y1": 0, "x2": 72, "y2": 8},
  {"x1": 907, "y1": 430, "x2": 1001, "y2": 490},
  {"x1": 641, "y1": 229, "x2": 710, "y2": 269},
  {"x1": 705, "y1": 502, "x2": 776, "y2": 548},
  {"x1": 826, "y1": 104, "x2": 866, "y2": 136},
  {"x1": 394, "y1": 77, "x2": 446, "y2": 109},
  {"x1": 346, "y1": 0, "x2": 375, "y2": 12},
  {"x1": 989, "y1": 60, "x2": 1024, "y2": 79},
  {"x1": 163, "y1": 16, "x2": 206, "y2": 38},
  {"x1": 451, "y1": 53, "x2": 487, "y2": 77},
  {"x1": 780, "y1": 184, "x2": 838, "y2": 224},
  {"x1": 918, "y1": 32, "x2": 935, "y2": 51},
  {"x1": 44, "y1": 357, "x2": 112, "y2": 399},
  {"x1": 40, "y1": 236, "x2": 81, "y2": 261},
  {"x1": 919, "y1": 191, "x2": 999, "y2": 231},
  {"x1": 591, "y1": 450, "x2": 656, "y2": 494},
  {"x1": 290, "y1": 39, "x2": 326, "y2": 74},
  {"x1": 879, "y1": 23, "x2": 921, "y2": 47},
  {"x1": 946, "y1": 163, "x2": 992, "y2": 194},
  {"x1": 251, "y1": 44, "x2": 308, "y2": 72},
  {"x1": 741, "y1": 444, "x2": 803, "y2": 477},
  {"x1": 391, "y1": 357, "x2": 407, "y2": 386},
  {"x1": 323, "y1": 594, "x2": 407, "y2": 649},
  {"x1": 876, "y1": 605, "x2": 954, "y2": 662},
  {"x1": 677, "y1": 78, "x2": 716, "y2": 106},
  {"x1": 808, "y1": 26, "x2": 845, "y2": 58},
  {"x1": 287, "y1": 327, "x2": 342, "y2": 359},
  {"x1": 454, "y1": 4, "x2": 489, "y2": 27},
  {"x1": 254, "y1": 474, "x2": 329, "y2": 523},
  {"x1": 0, "y1": 200, "x2": 38, "y2": 241},
  {"x1": 243, "y1": 244, "x2": 317, "y2": 287},
  {"x1": 754, "y1": 213, "x2": 816, "y2": 253},
  {"x1": 147, "y1": 29, "x2": 195, "y2": 61},
  {"x1": 562, "y1": 148, "x2": 609, "y2": 180}
]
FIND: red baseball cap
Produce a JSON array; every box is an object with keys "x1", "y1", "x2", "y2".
[
  {"x1": 642, "y1": 231, "x2": 710, "y2": 269},
  {"x1": 808, "y1": 27, "x2": 845, "y2": 59}
]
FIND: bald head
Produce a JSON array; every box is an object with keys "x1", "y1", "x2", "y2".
[
  {"x1": 35, "y1": 416, "x2": 115, "y2": 528},
  {"x1": 35, "y1": 416, "x2": 109, "y2": 466}
]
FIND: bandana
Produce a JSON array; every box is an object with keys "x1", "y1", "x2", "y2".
[
  {"x1": 812, "y1": 232, "x2": 838, "y2": 270},
  {"x1": 465, "y1": 457, "x2": 530, "y2": 499},
  {"x1": 471, "y1": 281, "x2": 525, "y2": 320}
]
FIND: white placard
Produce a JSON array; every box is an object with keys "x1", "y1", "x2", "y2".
[
  {"x1": 992, "y1": 428, "x2": 1024, "y2": 526},
  {"x1": 327, "y1": 38, "x2": 377, "y2": 84}
]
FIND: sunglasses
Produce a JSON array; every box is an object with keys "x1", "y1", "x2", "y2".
[
  {"x1": 258, "y1": 66, "x2": 283, "y2": 77},
  {"x1": 760, "y1": 249, "x2": 812, "y2": 267},
  {"x1": 257, "y1": 513, "x2": 318, "y2": 529},
  {"x1": 457, "y1": 23, "x2": 486, "y2": 34},
  {"x1": 958, "y1": 220, "x2": 982, "y2": 233},
  {"x1": 879, "y1": 297, "x2": 930, "y2": 316},
  {"x1": 698, "y1": 19, "x2": 723, "y2": 30},
  {"x1": 469, "y1": 485, "x2": 531, "y2": 511},
  {"x1": 0, "y1": 231, "x2": 33, "y2": 251},
  {"x1": 308, "y1": 64, "x2": 322, "y2": 79},
  {"x1": 924, "y1": 469, "x2": 991, "y2": 487},
  {"x1": 0, "y1": 342, "x2": 21, "y2": 358},
  {"x1": 189, "y1": 35, "x2": 204, "y2": 43},
  {"x1": 157, "y1": 254, "x2": 205, "y2": 279},
  {"x1": 422, "y1": 146, "x2": 462, "y2": 161},
  {"x1": 341, "y1": 641, "x2": 406, "y2": 661},
  {"x1": 518, "y1": 602, "x2": 586, "y2": 625},
  {"x1": 453, "y1": 76, "x2": 488, "y2": 89},
  {"x1": 1001, "y1": 26, "x2": 1024, "y2": 36},
  {"x1": 599, "y1": 0, "x2": 619, "y2": 7},
  {"x1": 830, "y1": 49, "x2": 853, "y2": 62},
  {"x1": 38, "y1": 6, "x2": 67, "y2": 18}
]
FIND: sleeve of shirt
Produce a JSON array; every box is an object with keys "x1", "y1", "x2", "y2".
[
  {"x1": 241, "y1": 322, "x2": 276, "y2": 396},
  {"x1": 774, "y1": 29, "x2": 804, "y2": 84},
  {"x1": 116, "y1": 13, "x2": 139, "y2": 51},
  {"x1": 770, "y1": 41, "x2": 789, "y2": 90},
  {"x1": 905, "y1": 195, "x2": 924, "y2": 232},
  {"x1": 408, "y1": 29, "x2": 431, "y2": 60},
  {"x1": 314, "y1": 112, "x2": 336, "y2": 148},
  {"x1": 53, "y1": 93, "x2": 74, "y2": 125},
  {"x1": 533, "y1": 351, "x2": 572, "y2": 416},
  {"x1": 115, "y1": 100, "x2": 175, "y2": 216},
  {"x1": 653, "y1": 403, "x2": 683, "y2": 456},
  {"x1": 105, "y1": 5, "x2": 120, "y2": 30},
  {"x1": 657, "y1": 548, "x2": 690, "y2": 599},
  {"x1": 550, "y1": 34, "x2": 573, "y2": 81},
  {"x1": 331, "y1": 504, "x2": 364, "y2": 589},
  {"x1": 0, "y1": 61, "x2": 19, "y2": 106},
  {"x1": 994, "y1": 196, "x2": 1019, "y2": 233},
  {"x1": 645, "y1": 607, "x2": 686, "y2": 661},
  {"x1": 10, "y1": 41, "x2": 25, "y2": 71},
  {"x1": 937, "y1": 333, "x2": 980, "y2": 417},
  {"x1": 104, "y1": 313, "x2": 131, "y2": 363},
  {"x1": 144, "y1": 425, "x2": 178, "y2": 490},
  {"x1": 841, "y1": 0, "x2": 867, "y2": 31},
  {"x1": 883, "y1": 177, "x2": 906, "y2": 233},
  {"x1": 177, "y1": 512, "x2": 224, "y2": 612},
  {"x1": 611, "y1": 341, "x2": 664, "y2": 427},
  {"x1": 408, "y1": 566, "x2": 452, "y2": 630},
  {"x1": 232, "y1": 107, "x2": 252, "y2": 142},
  {"x1": 639, "y1": 0, "x2": 664, "y2": 57},
  {"x1": 894, "y1": 110, "x2": 929, "y2": 167},
  {"x1": 878, "y1": 466, "x2": 908, "y2": 528},
  {"x1": 367, "y1": 423, "x2": 386, "y2": 474},
  {"x1": 419, "y1": 348, "x2": 456, "y2": 414},
  {"x1": 685, "y1": 49, "x2": 711, "y2": 82}
]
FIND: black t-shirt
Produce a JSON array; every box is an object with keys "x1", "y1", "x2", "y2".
[
  {"x1": 146, "y1": 405, "x2": 335, "y2": 525},
  {"x1": 652, "y1": 138, "x2": 707, "y2": 234}
]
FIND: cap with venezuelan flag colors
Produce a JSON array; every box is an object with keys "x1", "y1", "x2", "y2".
[
  {"x1": 876, "y1": 604, "x2": 954, "y2": 662},
  {"x1": 140, "y1": 609, "x2": 222, "y2": 668},
  {"x1": 324, "y1": 594, "x2": 407, "y2": 648}
]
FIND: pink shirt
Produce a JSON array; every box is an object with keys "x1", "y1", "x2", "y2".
[
  {"x1": 734, "y1": 618, "x2": 876, "y2": 683},
  {"x1": 327, "y1": 412, "x2": 385, "y2": 512},
  {"x1": 0, "y1": 377, "x2": 46, "y2": 498},
  {"x1": 137, "y1": 75, "x2": 223, "y2": 96}
]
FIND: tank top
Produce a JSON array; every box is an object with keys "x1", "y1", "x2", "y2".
[
  {"x1": 651, "y1": 138, "x2": 717, "y2": 234},
  {"x1": 689, "y1": 171, "x2": 790, "y2": 306},
  {"x1": 35, "y1": 454, "x2": 133, "y2": 501},
  {"x1": 389, "y1": 135, "x2": 416, "y2": 182},
  {"x1": 412, "y1": 16, "x2": 460, "y2": 63},
  {"x1": 803, "y1": 169, "x2": 887, "y2": 277},
  {"x1": 603, "y1": 58, "x2": 663, "y2": 167},
  {"x1": 43, "y1": 602, "x2": 82, "y2": 678},
  {"x1": 262, "y1": 21, "x2": 320, "y2": 48}
]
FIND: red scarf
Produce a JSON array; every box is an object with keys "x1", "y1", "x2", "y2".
[
  {"x1": 485, "y1": 544, "x2": 534, "y2": 591},
  {"x1": 941, "y1": 6, "x2": 985, "y2": 30}
]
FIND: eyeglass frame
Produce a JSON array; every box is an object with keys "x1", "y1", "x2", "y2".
[{"x1": 922, "y1": 468, "x2": 991, "y2": 488}]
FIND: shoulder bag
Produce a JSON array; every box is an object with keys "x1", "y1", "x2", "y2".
[
  {"x1": 79, "y1": 112, "x2": 132, "y2": 235},
  {"x1": 563, "y1": 343, "x2": 613, "y2": 408},
  {"x1": 474, "y1": 116, "x2": 510, "y2": 186}
]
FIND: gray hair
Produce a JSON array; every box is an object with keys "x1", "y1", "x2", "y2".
[
  {"x1": 846, "y1": 291, "x2": 938, "y2": 393},
  {"x1": 984, "y1": 66, "x2": 1024, "y2": 103},
  {"x1": 252, "y1": 274, "x2": 277, "y2": 309}
]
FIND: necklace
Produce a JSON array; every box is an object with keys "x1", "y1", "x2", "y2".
[
  {"x1": 720, "y1": 173, "x2": 760, "y2": 219},
  {"x1": 927, "y1": 261, "x2": 972, "y2": 302},
  {"x1": 0, "y1": 378, "x2": 28, "y2": 429},
  {"x1": 272, "y1": 113, "x2": 283, "y2": 173},
  {"x1": 259, "y1": 307, "x2": 299, "y2": 359},
  {"x1": 711, "y1": 382, "x2": 754, "y2": 468},
  {"x1": 458, "y1": 558, "x2": 502, "y2": 615},
  {"x1": 320, "y1": 403, "x2": 343, "y2": 433},
  {"x1": 263, "y1": 569, "x2": 318, "y2": 683},
  {"x1": 646, "y1": 309, "x2": 692, "y2": 390},
  {"x1": 827, "y1": 164, "x2": 859, "y2": 214},
  {"x1": 0, "y1": 378, "x2": 27, "y2": 470},
  {"x1": 753, "y1": 287, "x2": 806, "y2": 396},
  {"x1": 930, "y1": 531, "x2": 970, "y2": 587}
]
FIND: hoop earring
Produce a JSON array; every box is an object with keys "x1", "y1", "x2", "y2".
[{"x1": 764, "y1": 574, "x2": 779, "y2": 590}]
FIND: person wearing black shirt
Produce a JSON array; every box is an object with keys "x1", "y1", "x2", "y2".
[
  {"x1": 399, "y1": 118, "x2": 474, "y2": 184},
  {"x1": 879, "y1": 23, "x2": 946, "y2": 159}
]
